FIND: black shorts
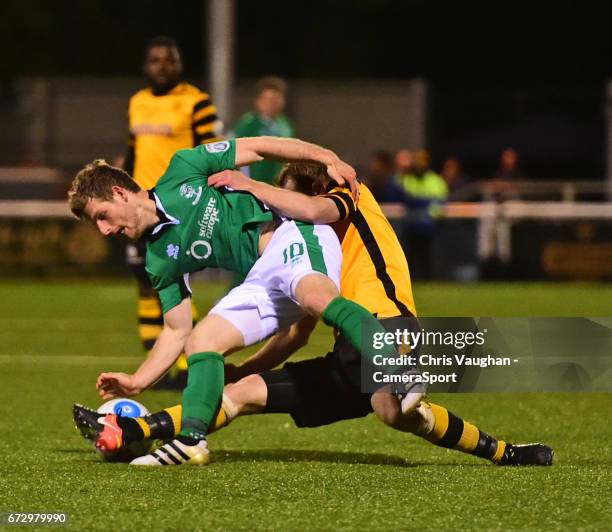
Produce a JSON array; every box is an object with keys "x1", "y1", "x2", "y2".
[{"x1": 260, "y1": 315, "x2": 416, "y2": 428}]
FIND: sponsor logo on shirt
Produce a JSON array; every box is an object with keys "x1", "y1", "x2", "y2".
[
  {"x1": 166, "y1": 244, "x2": 180, "y2": 259},
  {"x1": 131, "y1": 123, "x2": 173, "y2": 136},
  {"x1": 198, "y1": 197, "x2": 219, "y2": 240},
  {"x1": 204, "y1": 141, "x2": 230, "y2": 153},
  {"x1": 187, "y1": 240, "x2": 212, "y2": 260},
  {"x1": 179, "y1": 184, "x2": 203, "y2": 205}
]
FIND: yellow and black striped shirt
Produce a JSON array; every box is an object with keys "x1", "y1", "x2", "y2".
[
  {"x1": 322, "y1": 184, "x2": 416, "y2": 318},
  {"x1": 125, "y1": 82, "x2": 223, "y2": 190}
]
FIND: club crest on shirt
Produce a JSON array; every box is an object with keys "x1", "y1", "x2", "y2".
[
  {"x1": 205, "y1": 141, "x2": 230, "y2": 153},
  {"x1": 179, "y1": 184, "x2": 203, "y2": 205}
]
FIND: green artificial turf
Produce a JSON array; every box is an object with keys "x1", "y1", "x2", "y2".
[{"x1": 0, "y1": 280, "x2": 611, "y2": 530}]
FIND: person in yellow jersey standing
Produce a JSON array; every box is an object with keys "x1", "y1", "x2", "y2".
[{"x1": 122, "y1": 36, "x2": 223, "y2": 389}]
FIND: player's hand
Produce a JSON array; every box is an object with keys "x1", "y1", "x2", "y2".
[
  {"x1": 96, "y1": 372, "x2": 141, "y2": 400},
  {"x1": 326, "y1": 159, "x2": 359, "y2": 203},
  {"x1": 208, "y1": 170, "x2": 253, "y2": 192}
]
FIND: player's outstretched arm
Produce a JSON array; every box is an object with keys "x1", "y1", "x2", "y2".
[
  {"x1": 96, "y1": 298, "x2": 193, "y2": 399},
  {"x1": 224, "y1": 315, "x2": 318, "y2": 383},
  {"x1": 234, "y1": 136, "x2": 358, "y2": 200},
  {"x1": 209, "y1": 170, "x2": 342, "y2": 224}
]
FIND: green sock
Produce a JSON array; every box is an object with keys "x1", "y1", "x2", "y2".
[
  {"x1": 321, "y1": 296, "x2": 398, "y2": 363},
  {"x1": 179, "y1": 352, "x2": 224, "y2": 440}
]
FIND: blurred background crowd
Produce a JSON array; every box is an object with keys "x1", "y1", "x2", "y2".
[{"x1": 1, "y1": 0, "x2": 612, "y2": 283}]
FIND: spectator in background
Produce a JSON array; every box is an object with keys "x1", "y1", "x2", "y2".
[
  {"x1": 396, "y1": 149, "x2": 448, "y2": 281},
  {"x1": 394, "y1": 148, "x2": 414, "y2": 178},
  {"x1": 441, "y1": 156, "x2": 470, "y2": 195},
  {"x1": 122, "y1": 35, "x2": 223, "y2": 389},
  {"x1": 366, "y1": 150, "x2": 408, "y2": 202},
  {"x1": 398, "y1": 149, "x2": 448, "y2": 200},
  {"x1": 233, "y1": 76, "x2": 294, "y2": 184},
  {"x1": 493, "y1": 147, "x2": 527, "y2": 180}
]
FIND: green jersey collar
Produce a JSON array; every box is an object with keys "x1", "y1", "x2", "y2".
[{"x1": 148, "y1": 189, "x2": 180, "y2": 237}]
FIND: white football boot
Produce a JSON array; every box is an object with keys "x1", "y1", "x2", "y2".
[{"x1": 130, "y1": 438, "x2": 209, "y2": 466}]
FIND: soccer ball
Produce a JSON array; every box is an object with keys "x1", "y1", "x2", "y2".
[
  {"x1": 95, "y1": 398, "x2": 153, "y2": 462},
  {"x1": 98, "y1": 398, "x2": 150, "y2": 418}
]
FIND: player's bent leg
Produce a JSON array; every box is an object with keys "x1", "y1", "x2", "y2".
[
  {"x1": 131, "y1": 314, "x2": 245, "y2": 467},
  {"x1": 418, "y1": 401, "x2": 554, "y2": 466},
  {"x1": 294, "y1": 274, "x2": 409, "y2": 366},
  {"x1": 127, "y1": 393, "x2": 239, "y2": 465},
  {"x1": 370, "y1": 396, "x2": 554, "y2": 466},
  {"x1": 370, "y1": 389, "x2": 424, "y2": 433},
  {"x1": 130, "y1": 356, "x2": 220, "y2": 466},
  {"x1": 75, "y1": 396, "x2": 237, "y2": 454},
  {"x1": 295, "y1": 277, "x2": 426, "y2": 407},
  {"x1": 223, "y1": 374, "x2": 268, "y2": 416},
  {"x1": 293, "y1": 272, "x2": 340, "y2": 317},
  {"x1": 185, "y1": 313, "x2": 246, "y2": 355},
  {"x1": 181, "y1": 316, "x2": 243, "y2": 437},
  {"x1": 260, "y1": 358, "x2": 375, "y2": 427}
]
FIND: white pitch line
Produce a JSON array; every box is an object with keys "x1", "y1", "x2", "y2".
[{"x1": 0, "y1": 355, "x2": 144, "y2": 365}]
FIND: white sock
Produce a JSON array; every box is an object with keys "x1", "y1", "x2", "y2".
[
  {"x1": 221, "y1": 393, "x2": 238, "y2": 422},
  {"x1": 412, "y1": 402, "x2": 435, "y2": 436}
]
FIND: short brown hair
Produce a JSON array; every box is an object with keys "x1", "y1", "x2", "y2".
[
  {"x1": 254, "y1": 76, "x2": 287, "y2": 97},
  {"x1": 278, "y1": 162, "x2": 331, "y2": 196},
  {"x1": 68, "y1": 159, "x2": 140, "y2": 218}
]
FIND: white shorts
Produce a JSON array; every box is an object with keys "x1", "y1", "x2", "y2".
[{"x1": 209, "y1": 221, "x2": 342, "y2": 345}]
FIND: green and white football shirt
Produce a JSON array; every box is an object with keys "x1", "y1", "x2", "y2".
[{"x1": 144, "y1": 140, "x2": 273, "y2": 313}]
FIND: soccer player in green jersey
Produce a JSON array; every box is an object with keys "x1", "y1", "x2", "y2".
[
  {"x1": 68, "y1": 137, "x2": 423, "y2": 466},
  {"x1": 72, "y1": 162, "x2": 552, "y2": 467}
]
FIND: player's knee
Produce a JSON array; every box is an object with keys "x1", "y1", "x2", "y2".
[
  {"x1": 226, "y1": 374, "x2": 267, "y2": 414},
  {"x1": 295, "y1": 274, "x2": 339, "y2": 316},
  {"x1": 185, "y1": 337, "x2": 219, "y2": 356},
  {"x1": 371, "y1": 390, "x2": 422, "y2": 433},
  {"x1": 184, "y1": 331, "x2": 219, "y2": 356},
  {"x1": 185, "y1": 315, "x2": 245, "y2": 355},
  {"x1": 300, "y1": 292, "x2": 333, "y2": 316},
  {"x1": 371, "y1": 391, "x2": 403, "y2": 427},
  {"x1": 183, "y1": 335, "x2": 200, "y2": 357}
]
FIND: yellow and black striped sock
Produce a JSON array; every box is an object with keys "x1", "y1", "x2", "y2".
[
  {"x1": 421, "y1": 402, "x2": 507, "y2": 463},
  {"x1": 137, "y1": 296, "x2": 163, "y2": 351},
  {"x1": 118, "y1": 396, "x2": 236, "y2": 446},
  {"x1": 118, "y1": 405, "x2": 182, "y2": 445}
]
